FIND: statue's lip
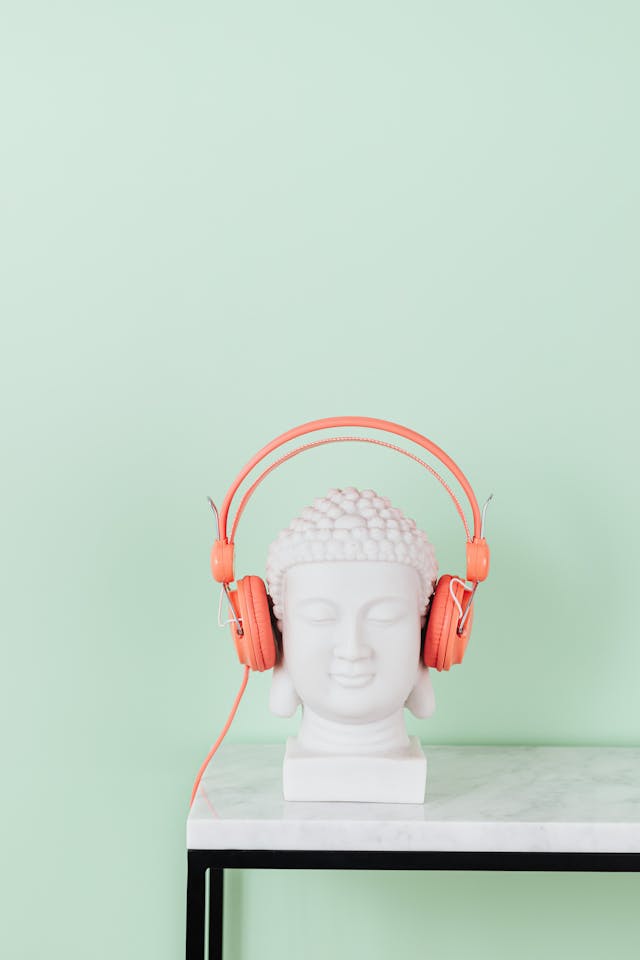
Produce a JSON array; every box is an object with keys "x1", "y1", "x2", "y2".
[{"x1": 329, "y1": 671, "x2": 375, "y2": 688}]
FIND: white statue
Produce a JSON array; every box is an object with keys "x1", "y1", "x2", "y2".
[{"x1": 265, "y1": 487, "x2": 438, "y2": 803}]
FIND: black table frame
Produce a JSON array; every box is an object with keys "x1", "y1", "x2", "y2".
[{"x1": 185, "y1": 848, "x2": 640, "y2": 959}]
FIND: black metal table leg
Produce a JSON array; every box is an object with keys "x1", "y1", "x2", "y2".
[
  {"x1": 187, "y1": 853, "x2": 224, "y2": 960},
  {"x1": 209, "y1": 868, "x2": 224, "y2": 960},
  {"x1": 186, "y1": 852, "x2": 206, "y2": 960}
]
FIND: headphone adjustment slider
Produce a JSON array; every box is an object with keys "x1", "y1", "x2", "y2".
[
  {"x1": 211, "y1": 539, "x2": 235, "y2": 583},
  {"x1": 466, "y1": 537, "x2": 490, "y2": 582}
]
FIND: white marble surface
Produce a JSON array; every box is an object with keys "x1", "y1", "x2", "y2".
[{"x1": 187, "y1": 743, "x2": 640, "y2": 853}]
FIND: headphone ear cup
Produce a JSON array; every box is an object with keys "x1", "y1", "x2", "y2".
[
  {"x1": 233, "y1": 576, "x2": 277, "y2": 671},
  {"x1": 423, "y1": 575, "x2": 474, "y2": 671}
]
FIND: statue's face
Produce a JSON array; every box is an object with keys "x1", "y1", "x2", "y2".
[{"x1": 281, "y1": 561, "x2": 423, "y2": 724}]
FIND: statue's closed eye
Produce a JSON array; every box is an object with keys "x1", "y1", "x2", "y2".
[
  {"x1": 366, "y1": 600, "x2": 408, "y2": 624},
  {"x1": 296, "y1": 600, "x2": 338, "y2": 623}
]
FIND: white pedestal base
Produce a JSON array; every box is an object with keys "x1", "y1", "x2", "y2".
[{"x1": 282, "y1": 735, "x2": 427, "y2": 803}]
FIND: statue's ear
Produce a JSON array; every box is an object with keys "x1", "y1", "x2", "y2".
[
  {"x1": 266, "y1": 590, "x2": 300, "y2": 717},
  {"x1": 269, "y1": 662, "x2": 301, "y2": 718},
  {"x1": 405, "y1": 663, "x2": 436, "y2": 718}
]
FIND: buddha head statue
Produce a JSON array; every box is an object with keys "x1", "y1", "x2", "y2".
[{"x1": 265, "y1": 487, "x2": 438, "y2": 739}]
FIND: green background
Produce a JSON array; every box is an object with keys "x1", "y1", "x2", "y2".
[{"x1": 2, "y1": 1, "x2": 639, "y2": 957}]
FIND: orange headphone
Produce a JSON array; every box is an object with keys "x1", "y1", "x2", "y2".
[
  {"x1": 190, "y1": 416, "x2": 490, "y2": 804},
  {"x1": 211, "y1": 415, "x2": 490, "y2": 671}
]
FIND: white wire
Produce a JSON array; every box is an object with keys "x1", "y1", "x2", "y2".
[
  {"x1": 448, "y1": 578, "x2": 468, "y2": 619},
  {"x1": 217, "y1": 586, "x2": 241, "y2": 629}
]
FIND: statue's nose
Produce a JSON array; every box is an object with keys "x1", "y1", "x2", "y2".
[{"x1": 333, "y1": 618, "x2": 373, "y2": 661}]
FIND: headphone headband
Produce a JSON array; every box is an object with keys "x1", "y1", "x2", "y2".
[
  {"x1": 229, "y1": 436, "x2": 473, "y2": 543},
  {"x1": 212, "y1": 416, "x2": 490, "y2": 584},
  {"x1": 220, "y1": 416, "x2": 482, "y2": 537}
]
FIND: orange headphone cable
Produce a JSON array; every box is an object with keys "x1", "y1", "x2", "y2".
[{"x1": 189, "y1": 665, "x2": 250, "y2": 807}]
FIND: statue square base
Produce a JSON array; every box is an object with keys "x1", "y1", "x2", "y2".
[{"x1": 282, "y1": 735, "x2": 427, "y2": 803}]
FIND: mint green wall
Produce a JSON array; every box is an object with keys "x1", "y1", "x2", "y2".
[{"x1": 2, "y1": 2, "x2": 639, "y2": 957}]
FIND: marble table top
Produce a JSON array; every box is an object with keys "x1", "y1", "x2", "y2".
[{"x1": 187, "y1": 744, "x2": 640, "y2": 853}]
